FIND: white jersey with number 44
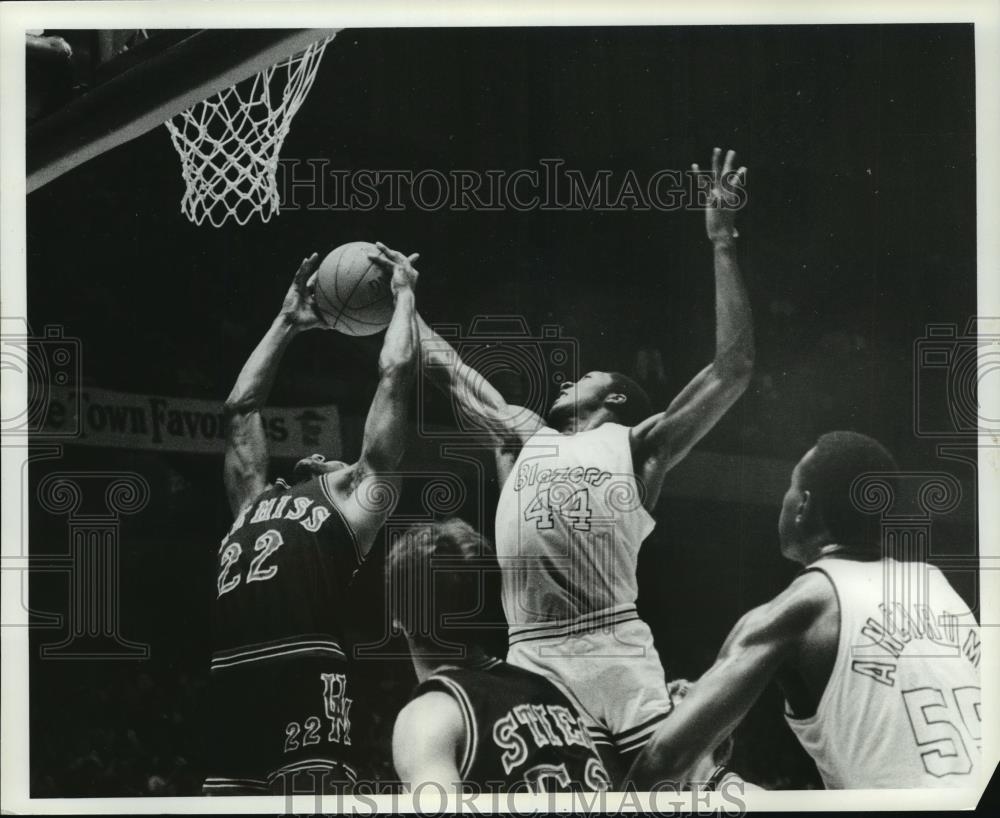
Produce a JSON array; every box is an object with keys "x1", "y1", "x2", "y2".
[
  {"x1": 787, "y1": 556, "x2": 982, "y2": 789},
  {"x1": 495, "y1": 423, "x2": 655, "y2": 628}
]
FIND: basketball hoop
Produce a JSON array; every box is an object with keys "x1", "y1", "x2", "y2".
[{"x1": 164, "y1": 35, "x2": 332, "y2": 228}]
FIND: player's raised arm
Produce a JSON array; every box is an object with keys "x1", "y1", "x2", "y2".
[
  {"x1": 370, "y1": 242, "x2": 545, "y2": 448},
  {"x1": 630, "y1": 148, "x2": 755, "y2": 508},
  {"x1": 223, "y1": 253, "x2": 328, "y2": 516},
  {"x1": 414, "y1": 313, "x2": 545, "y2": 446},
  {"x1": 327, "y1": 250, "x2": 420, "y2": 550},
  {"x1": 627, "y1": 572, "x2": 828, "y2": 790}
]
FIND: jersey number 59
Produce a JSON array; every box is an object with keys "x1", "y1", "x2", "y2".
[{"x1": 902, "y1": 685, "x2": 981, "y2": 777}]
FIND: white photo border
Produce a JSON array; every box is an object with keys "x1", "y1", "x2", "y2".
[{"x1": 2, "y1": 0, "x2": 997, "y2": 813}]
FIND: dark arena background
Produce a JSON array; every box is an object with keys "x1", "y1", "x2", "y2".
[{"x1": 24, "y1": 25, "x2": 978, "y2": 795}]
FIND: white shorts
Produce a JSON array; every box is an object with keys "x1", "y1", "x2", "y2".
[{"x1": 506, "y1": 604, "x2": 672, "y2": 756}]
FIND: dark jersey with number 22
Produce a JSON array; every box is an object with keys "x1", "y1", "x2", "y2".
[
  {"x1": 205, "y1": 476, "x2": 363, "y2": 794},
  {"x1": 412, "y1": 658, "x2": 611, "y2": 793},
  {"x1": 213, "y1": 476, "x2": 362, "y2": 656}
]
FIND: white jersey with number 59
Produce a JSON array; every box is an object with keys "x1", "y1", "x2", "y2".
[
  {"x1": 494, "y1": 423, "x2": 655, "y2": 630},
  {"x1": 787, "y1": 557, "x2": 982, "y2": 789}
]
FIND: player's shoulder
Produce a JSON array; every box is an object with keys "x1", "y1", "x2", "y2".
[
  {"x1": 495, "y1": 659, "x2": 556, "y2": 690},
  {"x1": 739, "y1": 570, "x2": 835, "y2": 644},
  {"x1": 786, "y1": 567, "x2": 838, "y2": 602},
  {"x1": 329, "y1": 461, "x2": 403, "y2": 495},
  {"x1": 490, "y1": 661, "x2": 579, "y2": 709},
  {"x1": 591, "y1": 420, "x2": 633, "y2": 439},
  {"x1": 232, "y1": 478, "x2": 286, "y2": 515},
  {"x1": 775, "y1": 569, "x2": 837, "y2": 621},
  {"x1": 316, "y1": 462, "x2": 389, "y2": 510},
  {"x1": 505, "y1": 405, "x2": 548, "y2": 440},
  {"x1": 396, "y1": 689, "x2": 465, "y2": 736},
  {"x1": 393, "y1": 690, "x2": 467, "y2": 770},
  {"x1": 315, "y1": 463, "x2": 355, "y2": 495}
]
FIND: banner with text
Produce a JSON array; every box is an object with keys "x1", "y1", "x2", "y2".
[{"x1": 39, "y1": 386, "x2": 342, "y2": 458}]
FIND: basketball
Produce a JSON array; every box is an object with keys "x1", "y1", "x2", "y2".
[{"x1": 314, "y1": 241, "x2": 393, "y2": 336}]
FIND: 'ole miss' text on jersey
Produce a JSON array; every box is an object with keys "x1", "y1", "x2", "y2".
[{"x1": 204, "y1": 475, "x2": 363, "y2": 794}]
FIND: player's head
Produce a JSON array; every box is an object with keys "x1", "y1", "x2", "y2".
[
  {"x1": 387, "y1": 517, "x2": 494, "y2": 655},
  {"x1": 547, "y1": 370, "x2": 652, "y2": 428},
  {"x1": 292, "y1": 453, "x2": 349, "y2": 484},
  {"x1": 778, "y1": 431, "x2": 899, "y2": 562}
]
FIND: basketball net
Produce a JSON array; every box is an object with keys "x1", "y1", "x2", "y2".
[{"x1": 164, "y1": 36, "x2": 332, "y2": 228}]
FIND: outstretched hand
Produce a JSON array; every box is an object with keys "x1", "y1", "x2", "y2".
[
  {"x1": 368, "y1": 241, "x2": 420, "y2": 296},
  {"x1": 279, "y1": 252, "x2": 331, "y2": 332},
  {"x1": 693, "y1": 147, "x2": 747, "y2": 244}
]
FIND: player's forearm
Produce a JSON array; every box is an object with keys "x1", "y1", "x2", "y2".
[
  {"x1": 224, "y1": 316, "x2": 297, "y2": 415},
  {"x1": 415, "y1": 313, "x2": 469, "y2": 391},
  {"x1": 629, "y1": 711, "x2": 709, "y2": 788},
  {"x1": 416, "y1": 313, "x2": 510, "y2": 425},
  {"x1": 630, "y1": 653, "x2": 764, "y2": 789},
  {"x1": 358, "y1": 289, "x2": 418, "y2": 474},
  {"x1": 379, "y1": 288, "x2": 418, "y2": 379},
  {"x1": 711, "y1": 239, "x2": 754, "y2": 380},
  {"x1": 415, "y1": 314, "x2": 463, "y2": 404}
]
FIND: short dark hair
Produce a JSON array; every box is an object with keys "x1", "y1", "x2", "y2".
[
  {"x1": 386, "y1": 518, "x2": 495, "y2": 650},
  {"x1": 605, "y1": 372, "x2": 653, "y2": 426},
  {"x1": 799, "y1": 431, "x2": 899, "y2": 550}
]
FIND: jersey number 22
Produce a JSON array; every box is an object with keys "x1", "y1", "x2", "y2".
[{"x1": 217, "y1": 529, "x2": 284, "y2": 597}]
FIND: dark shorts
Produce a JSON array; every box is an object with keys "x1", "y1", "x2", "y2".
[{"x1": 202, "y1": 641, "x2": 361, "y2": 795}]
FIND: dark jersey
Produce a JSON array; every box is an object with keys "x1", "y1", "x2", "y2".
[
  {"x1": 205, "y1": 476, "x2": 363, "y2": 794},
  {"x1": 411, "y1": 658, "x2": 611, "y2": 793},
  {"x1": 212, "y1": 476, "x2": 362, "y2": 661}
]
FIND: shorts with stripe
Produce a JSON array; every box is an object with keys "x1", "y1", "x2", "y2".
[
  {"x1": 506, "y1": 605, "x2": 672, "y2": 756},
  {"x1": 202, "y1": 635, "x2": 360, "y2": 795}
]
